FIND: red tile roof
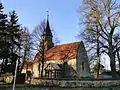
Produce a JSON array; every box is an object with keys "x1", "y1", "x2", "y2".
[{"x1": 34, "y1": 42, "x2": 80, "y2": 62}]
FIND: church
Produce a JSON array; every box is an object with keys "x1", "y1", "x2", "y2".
[{"x1": 23, "y1": 17, "x2": 91, "y2": 79}]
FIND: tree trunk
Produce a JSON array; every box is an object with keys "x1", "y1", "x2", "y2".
[
  {"x1": 41, "y1": 62, "x2": 44, "y2": 78},
  {"x1": 38, "y1": 62, "x2": 41, "y2": 78},
  {"x1": 108, "y1": 35, "x2": 118, "y2": 79},
  {"x1": 96, "y1": 26, "x2": 100, "y2": 79},
  {"x1": 109, "y1": 54, "x2": 118, "y2": 78},
  {"x1": 96, "y1": 57, "x2": 100, "y2": 79},
  {"x1": 116, "y1": 49, "x2": 120, "y2": 71}
]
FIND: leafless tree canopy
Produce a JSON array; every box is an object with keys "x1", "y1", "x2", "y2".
[{"x1": 78, "y1": 0, "x2": 120, "y2": 78}]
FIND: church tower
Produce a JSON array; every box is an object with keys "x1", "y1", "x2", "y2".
[{"x1": 41, "y1": 15, "x2": 54, "y2": 51}]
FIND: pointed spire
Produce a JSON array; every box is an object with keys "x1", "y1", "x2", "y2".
[
  {"x1": 46, "y1": 10, "x2": 49, "y2": 21},
  {"x1": 40, "y1": 11, "x2": 54, "y2": 50},
  {"x1": 46, "y1": 10, "x2": 50, "y2": 32},
  {"x1": 44, "y1": 10, "x2": 52, "y2": 37}
]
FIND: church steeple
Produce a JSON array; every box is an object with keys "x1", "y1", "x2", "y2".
[
  {"x1": 42, "y1": 11, "x2": 54, "y2": 50},
  {"x1": 43, "y1": 15, "x2": 52, "y2": 37}
]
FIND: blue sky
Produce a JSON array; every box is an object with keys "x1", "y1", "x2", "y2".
[{"x1": 3, "y1": 0, "x2": 82, "y2": 44}]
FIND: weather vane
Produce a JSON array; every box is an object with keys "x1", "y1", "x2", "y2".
[{"x1": 46, "y1": 10, "x2": 49, "y2": 20}]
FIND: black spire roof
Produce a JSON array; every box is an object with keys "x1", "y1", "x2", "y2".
[{"x1": 43, "y1": 16, "x2": 53, "y2": 37}]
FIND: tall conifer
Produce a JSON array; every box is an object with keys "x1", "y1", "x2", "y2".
[
  {"x1": 7, "y1": 10, "x2": 22, "y2": 74},
  {"x1": 0, "y1": 2, "x2": 8, "y2": 59},
  {"x1": 0, "y1": 2, "x2": 9, "y2": 74}
]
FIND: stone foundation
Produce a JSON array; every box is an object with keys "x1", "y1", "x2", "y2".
[{"x1": 29, "y1": 79, "x2": 120, "y2": 88}]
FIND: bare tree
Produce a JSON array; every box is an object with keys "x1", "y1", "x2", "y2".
[
  {"x1": 78, "y1": 0, "x2": 120, "y2": 78},
  {"x1": 20, "y1": 27, "x2": 33, "y2": 72}
]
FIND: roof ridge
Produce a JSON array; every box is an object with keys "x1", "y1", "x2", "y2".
[{"x1": 54, "y1": 41, "x2": 80, "y2": 47}]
